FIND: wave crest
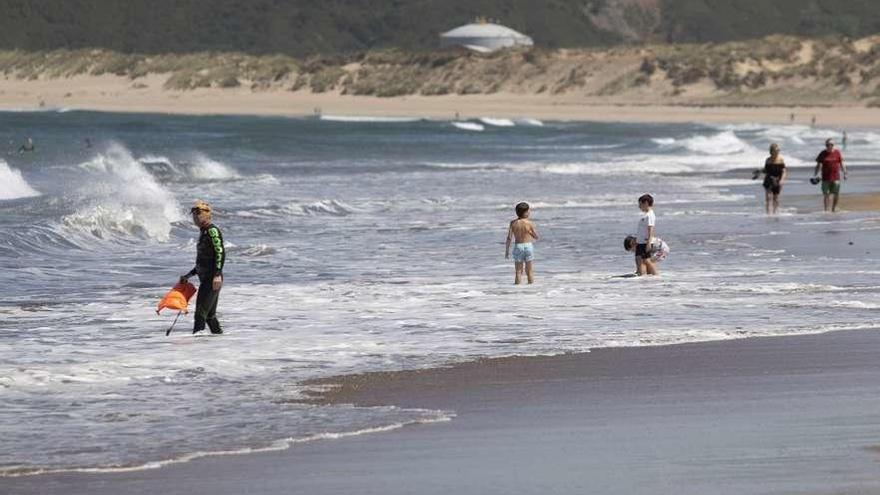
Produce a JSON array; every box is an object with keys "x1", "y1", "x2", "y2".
[
  {"x1": 139, "y1": 153, "x2": 240, "y2": 182},
  {"x1": 66, "y1": 144, "x2": 182, "y2": 242},
  {"x1": 0, "y1": 160, "x2": 40, "y2": 200},
  {"x1": 653, "y1": 131, "x2": 757, "y2": 155}
]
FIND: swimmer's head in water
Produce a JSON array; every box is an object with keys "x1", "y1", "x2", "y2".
[
  {"x1": 624, "y1": 235, "x2": 637, "y2": 252},
  {"x1": 515, "y1": 202, "x2": 530, "y2": 218}
]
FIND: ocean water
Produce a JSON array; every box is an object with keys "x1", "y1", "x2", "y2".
[{"x1": 1, "y1": 111, "x2": 879, "y2": 475}]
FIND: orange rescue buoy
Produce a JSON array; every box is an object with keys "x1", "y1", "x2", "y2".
[{"x1": 157, "y1": 282, "x2": 197, "y2": 314}]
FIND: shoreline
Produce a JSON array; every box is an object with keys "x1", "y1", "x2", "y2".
[
  {"x1": 297, "y1": 327, "x2": 880, "y2": 409},
  {"x1": 2, "y1": 75, "x2": 880, "y2": 125},
  {"x1": 6, "y1": 328, "x2": 880, "y2": 494}
]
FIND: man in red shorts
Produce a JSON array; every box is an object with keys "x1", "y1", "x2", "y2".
[{"x1": 813, "y1": 138, "x2": 848, "y2": 212}]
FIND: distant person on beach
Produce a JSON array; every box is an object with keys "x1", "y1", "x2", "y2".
[
  {"x1": 754, "y1": 143, "x2": 787, "y2": 215},
  {"x1": 634, "y1": 194, "x2": 658, "y2": 276},
  {"x1": 624, "y1": 235, "x2": 669, "y2": 271},
  {"x1": 813, "y1": 138, "x2": 847, "y2": 212},
  {"x1": 180, "y1": 200, "x2": 225, "y2": 334},
  {"x1": 842, "y1": 131, "x2": 848, "y2": 150},
  {"x1": 811, "y1": 115, "x2": 816, "y2": 127},
  {"x1": 505, "y1": 202, "x2": 539, "y2": 284},
  {"x1": 789, "y1": 113, "x2": 795, "y2": 123},
  {"x1": 17, "y1": 137, "x2": 34, "y2": 154}
]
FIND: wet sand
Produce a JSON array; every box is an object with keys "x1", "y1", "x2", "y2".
[
  {"x1": 838, "y1": 192, "x2": 880, "y2": 212},
  {"x1": 784, "y1": 192, "x2": 880, "y2": 213},
  {"x1": 6, "y1": 330, "x2": 880, "y2": 495}
]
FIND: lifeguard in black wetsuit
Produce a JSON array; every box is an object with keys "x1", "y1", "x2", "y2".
[{"x1": 180, "y1": 200, "x2": 225, "y2": 334}]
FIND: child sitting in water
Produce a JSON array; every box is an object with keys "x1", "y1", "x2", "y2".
[
  {"x1": 505, "y1": 202, "x2": 539, "y2": 284},
  {"x1": 624, "y1": 235, "x2": 669, "y2": 270}
]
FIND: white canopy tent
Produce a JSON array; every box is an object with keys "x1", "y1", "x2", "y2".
[{"x1": 440, "y1": 22, "x2": 534, "y2": 53}]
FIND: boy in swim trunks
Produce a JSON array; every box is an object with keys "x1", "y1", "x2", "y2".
[{"x1": 505, "y1": 202, "x2": 539, "y2": 284}]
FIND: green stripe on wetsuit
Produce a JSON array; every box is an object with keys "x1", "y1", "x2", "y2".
[{"x1": 208, "y1": 226, "x2": 223, "y2": 272}]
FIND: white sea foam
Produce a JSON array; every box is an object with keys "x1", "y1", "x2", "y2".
[
  {"x1": 320, "y1": 115, "x2": 422, "y2": 123},
  {"x1": 452, "y1": 121, "x2": 485, "y2": 132},
  {"x1": 228, "y1": 243, "x2": 278, "y2": 257},
  {"x1": 65, "y1": 143, "x2": 182, "y2": 241},
  {"x1": 0, "y1": 412, "x2": 453, "y2": 477},
  {"x1": 479, "y1": 117, "x2": 516, "y2": 127},
  {"x1": 514, "y1": 118, "x2": 544, "y2": 126},
  {"x1": 186, "y1": 153, "x2": 240, "y2": 180},
  {"x1": 139, "y1": 154, "x2": 173, "y2": 165},
  {"x1": 139, "y1": 153, "x2": 240, "y2": 181},
  {"x1": 540, "y1": 154, "x2": 744, "y2": 175},
  {"x1": 0, "y1": 160, "x2": 40, "y2": 200},
  {"x1": 660, "y1": 130, "x2": 757, "y2": 155},
  {"x1": 236, "y1": 199, "x2": 361, "y2": 218},
  {"x1": 519, "y1": 198, "x2": 630, "y2": 209}
]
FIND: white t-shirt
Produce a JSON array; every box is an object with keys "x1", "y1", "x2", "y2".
[{"x1": 637, "y1": 210, "x2": 655, "y2": 243}]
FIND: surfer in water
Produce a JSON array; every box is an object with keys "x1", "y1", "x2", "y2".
[
  {"x1": 180, "y1": 200, "x2": 225, "y2": 334},
  {"x1": 754, "y1": 143, "x2": 787, "y2": 215},
  {"x1": 505, "y1": 202, "x2": 539, "y2": 284},
  {"x1": 17, "y1": 137, "x2": 34, "y2": 154}
]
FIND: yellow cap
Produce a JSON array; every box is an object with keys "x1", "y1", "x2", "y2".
[{"x1": 190, "y1": 200, "x2": 212, "y2": 213}]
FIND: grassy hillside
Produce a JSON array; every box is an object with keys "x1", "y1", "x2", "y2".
[
  {"x1": 3, "y1": 35, "x2": 879, "y2": 107},
  {"x1": 0, "y1": 0, "x2": 616, "y2": 56},
  {"x1": 1, "y1": 0, "x2": 879, "y2": 56}
]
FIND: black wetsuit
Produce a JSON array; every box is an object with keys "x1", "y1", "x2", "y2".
[
  {"x1": 186, "y1": 223, "x2": 225, "y2": 334},
  {"x1": 763, "y1": 159, "x2": 786, "y2": 195}
]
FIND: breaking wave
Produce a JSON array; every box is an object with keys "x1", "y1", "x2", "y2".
[
  {"x1": 653, "y1": 130, "x2": 758, "y2": 155},
  {"x1": 0, "y1": 160, "x2": 40, "y2": 200},
  {"x1": 452, "y1": 122, "x2": 485, "y2": 132},
  {"x1": 64, "y1": 143, "x2": 182, "y2": 242},
  {"x1": 235, "y1": 199, "x2": 360, "y2": 219},
  {"x1": 479, "y1": 117, "x2": 516, "y2": 127},
  {"x1": 139, "y1": 153, "x2": 240, "y2": 182}
]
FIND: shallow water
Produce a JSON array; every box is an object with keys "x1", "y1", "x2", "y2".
[{"x1": 1, "y1": 111, "x2": 878, "y2": 474}]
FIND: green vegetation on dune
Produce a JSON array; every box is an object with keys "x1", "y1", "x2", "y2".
[{"x1": 2, "y1": 34, "x2": 878, "y2": 107}]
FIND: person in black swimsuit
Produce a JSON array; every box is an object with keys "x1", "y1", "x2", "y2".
[{"x1": 758, "y1": 143, "x2": 787, "y2": 215}]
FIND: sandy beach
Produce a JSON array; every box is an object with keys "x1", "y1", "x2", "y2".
[
  {"x1": 5, "y1": 330, "x2": 880, "y2": 495},
  {"x1": 2, "y1": 74, "x2": 880, "y2": 126}
]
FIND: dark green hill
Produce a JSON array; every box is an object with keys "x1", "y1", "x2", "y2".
[
  {"x1": 660, "y1": 0, "x2": 880, "y2": 43},
  {"x1": 1, "y1": 0, "x2": 878, "y2": 56}
]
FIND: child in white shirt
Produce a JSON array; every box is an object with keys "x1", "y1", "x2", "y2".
[{"x1": 634, "y1": 194, "x2": 658, "y2": 276}]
